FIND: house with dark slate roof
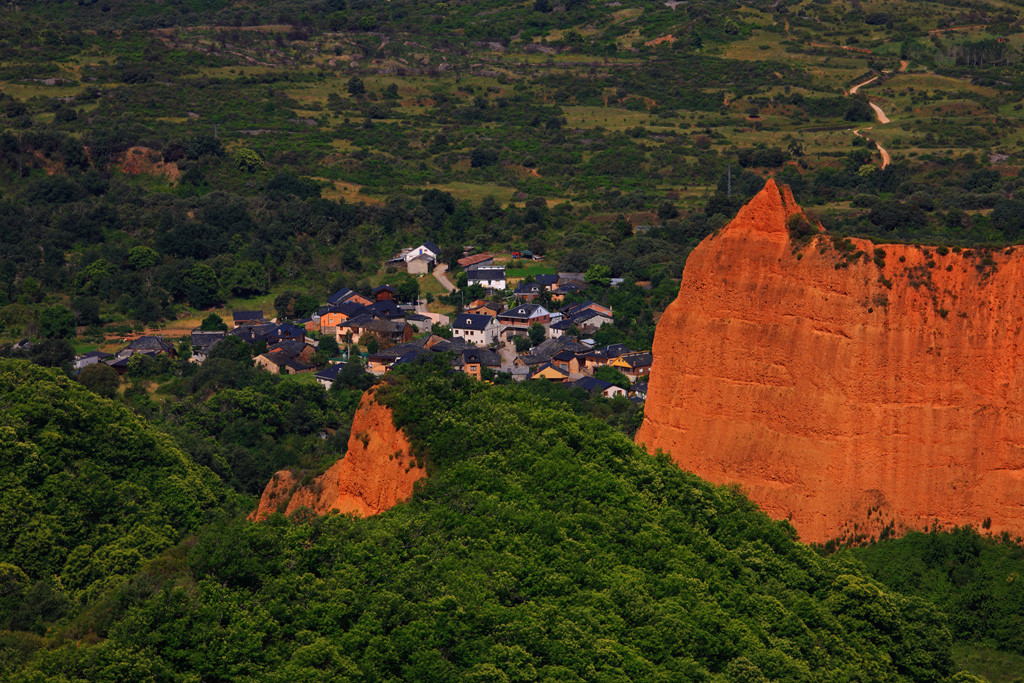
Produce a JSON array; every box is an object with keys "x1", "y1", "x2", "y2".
[
  {"x1": 531, "y1": 362, "x2": 568, "y2": 382},
  {"x1": 466, "y1": 266, "x2": 506, "y2": 291},
  {"x1": 497, "y1": 303, "x2": 550, "y2": 337},
  {"x1": 452, "y1": 313, "x2": 500, "y2": 347},
  {"x1": 513, "y1": 281, "x2": 542, "y2": 302},
  {"x1": 550, "y1": 280, "x2": 585, "y2": 301},
  {"x1": 254, "y1": 338, "x2": 316, "y2": 375},
  {"x1": 392, "y1": 346, "x2": 435, "y2": 368},
  {"x1": 338, "y1": 316, "x2": 415, "y2": 346},
  {"x1": 610, "y1": 351, "x2": 654, "y2": 381},
  {"x1": 327, "y1": 288, "x2": 373, "y2": 307},
  {"x1": 327, "y1": 287, "x2": 355, "y2": 305},
  {"x1": 568, "y1": 376, "x2": 627, "y2": 399},
  {"x1": 406, "y1": 313, "x2": 433, "y2": 333},
  {"x1": 583, "y1": 344, "x2": 631, "y2": 372},
  {"x1": 229, "y1": 322, "x2": 279, "y2": 346},
  {"x1": 319, "y1": 300, "x2": 370, "y2": 335},
  {"x1": 232, "y1": 310, "x2": 266, "y2": 326},
  {"x1": 315, "y1": 363, "x2": 347, "y2": 389},
  {"x1": 105, "y1": 335, "x2": 175, "y2": 374},
  {"x1": 366, "y1": 343, "x2": 424, "y2": 375},
  {"x1": 535, "y1": 273, "x2": 559, "y2": 289},
  {"x1": 562, "y1": 300, "x2": 613, "y2": 319},
  {"x1": 368, "y1": 299, "x2": 404, "y2": 319},
  {"x1": 125, "y1": 336, "x2": 175, "y2": 355},
  {"x1": 189, "y1": 330, "x2": 226, "y2": 364},
  {"x1": 459, "y1": 347, "x2": 501, "y2": 380},
  {"x1": 630, "y1": 381, "x2": 648, "y2": 400},
  {"x1": 568, "y1": 308, "x2": 614, "y2": 332},
  {"x1": 548, "y1": 318, "x2": 575, "y2": 339}
]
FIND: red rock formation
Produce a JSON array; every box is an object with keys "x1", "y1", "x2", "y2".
[
  {"x1": 249, "y1": 390, "x2": 425, "y2": 521},
  {"x1": 637, "y1": 179, "x2": 1024, "y2": 543}
]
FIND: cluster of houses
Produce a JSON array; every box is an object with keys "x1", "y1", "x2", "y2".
[
  {"x1": 73, "y1": 311, "x2": 318, "y2": 376},
  {"x1": 303, "y1": 284, "x2": 443, "y2": 345},
  {"x1": 70, "y1": 250, "x2": 650, "y2": 401}
]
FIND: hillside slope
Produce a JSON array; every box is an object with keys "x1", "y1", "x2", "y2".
[
  {"x1": 0, "y1": 359, "x2": 233, "y2": 633},
  {"x1": 638, "y1": 179, "x2": 1024, "y2": 544},
  {"x1": 15, "y1": 361, "x2": 957, "y2": 680}
]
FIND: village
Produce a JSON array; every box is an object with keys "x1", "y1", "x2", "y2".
[{"x1": 70, "y1": 241, "x2": 652, "y2": 401}]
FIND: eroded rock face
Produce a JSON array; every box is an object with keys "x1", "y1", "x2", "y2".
[
  {"x1": 637, "y1": 179, "x2": 1024, "y2": 543},
  {"x1": 249, "y1": 390, "x2": 425, "y2": 521}
]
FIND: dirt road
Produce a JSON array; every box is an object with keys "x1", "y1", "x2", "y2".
[
  {"x1": 433, "y1": 264, "x2": 456, "y2": 293},
  {"x1": 847, "y1": 66, "x2": 898, "y2": 168},
  {"x1": 849, "y1": 76, "x2": 878, "y2": 95},
  {"x1": 853, "y1": 128, "x2": 890, "y2": 169},
  {"x1": 869, "y1": 102, "x2": 890, "y2": 124}
]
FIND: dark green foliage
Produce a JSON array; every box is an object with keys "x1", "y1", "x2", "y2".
[
  {"x1": 182, "y1": 263, "x2": 221, "y2": 310},
  {"x1": 77, "y1": 362, "x2": 120, "y2": 399},
  {"x1": 593, "y1": 364, "x2": 631, "y2": 389},
  {"x1": 787, "y1": 213, "x2": 818, "y2": 242},
  {"x1": 206, "y1": 336, "x2": 253, "y2": 365},
  {"x1": 274, "y1": 291, "x2": 319, "y2": 320},
  {"x1": 159, "y1": 370, "x2": 365, "y2": 494},
  {"x1": 37, "y1": 305, "x2": 74, "y2": 339},
  {"x1": 470, "y1": 147, "x2": 499, "y2": 168},
  {"x1": 266, "y1": 171, "x2": 321, "y2": 200},
  {"x1": 14, "y1": 362, "x2": 957, "y2": 679},
  {"x1": 200, "y1": 313, "x2": 228, "y2": 331},
  {"x1": 849, "y1": 527, "x2": 1024, "y2": 657},
  {"x1": 844, "y1": 96, "x2": 875, "y2": 122},
  {"x1": 313, "y1": 334, "x2": 339, "y2": 365},
  {"x1": 346, "y1": 76, "x2": 365, "y2": 96},
  {"x1": 528, "y1": 321, "x2": 546, "y2": 346},
  {"x1": 0, "y1": 359, "x2": 234, "y2": 633}
]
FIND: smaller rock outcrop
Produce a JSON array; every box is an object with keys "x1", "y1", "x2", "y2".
[{"x1": 249, "y1": 390, "x2": 425, "y2": 521}]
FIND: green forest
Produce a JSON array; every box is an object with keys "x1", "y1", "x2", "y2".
[{"x1": 0, "y1": 358, "x2": 973, "y2": 680}]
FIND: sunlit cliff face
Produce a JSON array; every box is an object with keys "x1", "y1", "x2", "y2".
[
  {"x1": 638, "y1": 179, "x2": 1024, "y2": 544},
  {"x1": 250, "y1": 389, "x2": 424, "y2": 521}
]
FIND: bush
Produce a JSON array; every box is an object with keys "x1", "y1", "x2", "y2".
[
  {"x1": 786, "y1": 213, "x2": 817, "y2": 242},
  {"x1": 77, "y1": 363, "x2": 120, "y2": 398}
]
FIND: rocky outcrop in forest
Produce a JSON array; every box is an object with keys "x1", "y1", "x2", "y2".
[
  {"x1": 250, "y1": 390, "x2": 425, "y2": 521},
  {"x1": 637, "y1": 179, "x2": 1024, "y2": 543}
]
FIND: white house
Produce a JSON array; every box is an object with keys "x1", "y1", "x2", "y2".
[
  {"x1": 73, "y1": 350, "x2": 111, "y2": 372},
  {"x1": 405, "y1": 241, "x2": 440, "y2": 262},
  {"x1": 452, "y1": 313, "x2": 501, "y2": 347},
  {"x1": 466, "y1": 266, "x2": 506, "y2": 290}
]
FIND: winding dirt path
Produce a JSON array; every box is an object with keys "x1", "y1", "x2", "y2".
[
  {"x1": 869, "y1": 102, "x2": 890, "y2": 124},
  {"x1": 433, "y1": 263, "x2": 457, "y2": 293},
  {"x1": 849, "y1": 76, "x2": 877, "y2": 95},
  {"x1": 853, "y1": 128, "x2": 891, "y2": 169},
  {"x1": 846, "y1": 63, "x2": 903, "y2": 168}
]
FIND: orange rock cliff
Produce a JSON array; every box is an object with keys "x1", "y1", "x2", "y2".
[
  {"x1": 636, "y1": 179, "x2": 1024, "y2": 544},
  {"x1": 250, "y1": 390, "x2": 425, "y2": 521}
]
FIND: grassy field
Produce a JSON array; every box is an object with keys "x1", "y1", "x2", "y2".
[
  {"x1": 422, "y1": 181, "x2": 518, "y2": 205},
  {"x1": 317, "y1": 177, "x2": 382, "y2": 204},
  {"x1": 562, "y1": 105, "x2": 663, "y2": 130},
  {"x1": 953, "y1": 643, "x2": 1024, "y2": 683}
]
